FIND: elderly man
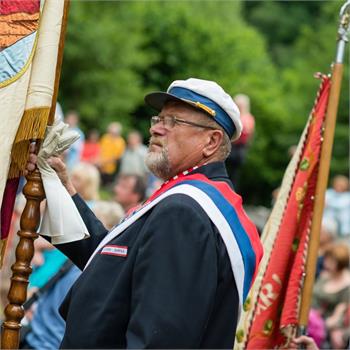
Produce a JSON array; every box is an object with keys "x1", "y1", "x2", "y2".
[{"x1": 28, "y1": 78, "x2": 262, "y2": 349}]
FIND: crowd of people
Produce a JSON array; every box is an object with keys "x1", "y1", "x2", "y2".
[
  {"x1": 307, "y1": 175, "x2": 350, "y2": 349},
  {"x1": 0, "y1": 90, "x2": 348, "y2": 349},
  {"x1": 64, "y1": 110, "x2": 150, "y2": 187}
]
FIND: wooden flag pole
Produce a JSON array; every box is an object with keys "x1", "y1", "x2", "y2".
[
  {"x1": 1, "y1": 1, "x2": 70, "y2": 349},
  {"x1": 298, "y1": 0, "x2": 350, "y2": 333},
  {"x1": 48, "y1": 0, "x2": 70, "y2": 126}
]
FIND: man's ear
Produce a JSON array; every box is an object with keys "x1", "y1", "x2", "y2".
[{"x1": 202, "y1": 130, "x2": 224, "y2": 158}]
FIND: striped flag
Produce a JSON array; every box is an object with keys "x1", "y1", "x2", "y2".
[
  {"x1": 0, "y1": 0, "x2": 68, "y2": 265},
  {"x1": 234, "y1": 75, "x2": 331, "y2": 349}
]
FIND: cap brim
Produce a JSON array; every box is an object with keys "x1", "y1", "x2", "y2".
[{"x1": 144, "y1": 92, "x2": 192, "y2": 111}]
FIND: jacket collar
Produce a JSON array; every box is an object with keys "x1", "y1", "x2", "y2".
[{"x1": 190, "y1": 161, "x2": 230, "y2": 182}]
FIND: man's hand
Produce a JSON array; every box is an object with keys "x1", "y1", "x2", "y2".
[
  {"x1": 290, "y1": 335, "x2": 319, "y2": 350},
  {"x1": 24, "y1": 142, "x2": 38, "y2": 175},
  {"x1": 25, "y1": 142, "x2": 77, "y2": 196}
]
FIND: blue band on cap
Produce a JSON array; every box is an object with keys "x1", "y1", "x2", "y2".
[{"x1": 169, "y1": 87, "x2": 235, "y2": 138}]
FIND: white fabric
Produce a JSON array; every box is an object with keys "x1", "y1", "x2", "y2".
[
  {"x1": 168, "y1": 78, "x2": 242, "y2": 140},
  {"x1": 85, "y1": 184, "x2": 244, "y2": 317},
  {"x1": 26, "y1": 0, "x2": 64, "y2": 109},
  {"x1": 38, "y1": 121, "x2": 90, "y2": 244},
  {"x1": 0, "y1": 0, "x2": 65, "y2": 202}
]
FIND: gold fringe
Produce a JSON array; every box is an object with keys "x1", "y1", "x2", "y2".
[
  {"x1": 8, "y1": 107, "x2": 50, "y2": 179},
  {"x1": 0, "y1": 239, "x2": 7, "y2": 269}
]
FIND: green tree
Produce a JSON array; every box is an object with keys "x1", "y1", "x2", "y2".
[
  {"x1": 133, "y1": 1, "x2": 290, "y2": 203},
  {"x1": 282, "y1": 0, "x2": 349, "y2": 177},
  {"x1": 59, "y1": 1, "x2": 153, "y2": 132},
  {"x1": 243, "y1": 2, "x2": 323, "y2": 66},
  {"x1": 59, "y1": 1, "x2": 347, "y2": 205}
]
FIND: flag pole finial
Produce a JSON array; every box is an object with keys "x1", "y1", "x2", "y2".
[{"x1": 336, "y1": 0, "x2": 350, "y2": 63}]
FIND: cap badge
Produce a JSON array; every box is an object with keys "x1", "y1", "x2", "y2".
[{"x1": 195, "y1": 102, "x2": 216, "y2": 117}]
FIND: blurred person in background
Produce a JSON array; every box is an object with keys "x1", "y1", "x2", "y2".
[
  {"x1": 20, "y1": 250, "x2": 80, "y2": 350},
  {"x1": 113, "y1": 173, "x2": 146, "y2": 213},
  {"x1": 311, "y1": 242, "x2": 350, "y2": 348},
  {"x1": 325, "y1": 302, "x2": 350, "y2": 349},
  {"x1": 315, "y1": 218, "x2": 337, "y2": 279},
  {"x1": 323, "y1": 175, "x2": 350, "y2": 237},
  {"x1": 28, "y1": 238, "x2": 67, "y2": 292},
  {"x1": 92, "y1": 200, "x2": 124, "y2": 230},
  {"x1": 99, "y1": 122, "x2": 126, "y2": 186},
  {"x1": 20, "y1": 200, "x2": 124, "y2": 349},
  {"x1": 120, "y1": 130, "x2": 149, "y2": 179},
  {"x1": 225, "y1": 94, "x2": 255, "y2": 189},
  {"x1": 70, "y1": 162, "x2": 100, "y2": 209},
  {"x1": 81, "y1": 129, "x2": 100, "y2": 165},
  {"x1": 64, "y1": 110, "x2": 85, "y2": 172}
]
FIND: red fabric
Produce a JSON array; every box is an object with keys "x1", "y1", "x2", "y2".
[
  {"x1": 245, "y1": 76, "x2": 331, "y2": 348},
  {"x1": 1, "y1": 177, "x2": 20, "y2": 240},
  {"x1": 0, "y1": 0, "x2": 39, "y2": 15}
]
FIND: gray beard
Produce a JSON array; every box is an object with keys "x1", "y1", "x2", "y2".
[{"x1": 145, "y1": 146, "x2": 171, "y2": 181}]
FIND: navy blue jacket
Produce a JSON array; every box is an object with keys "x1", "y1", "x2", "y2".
[{"x1": 56, "y1": 162, "x2": 239, "y2": 349}]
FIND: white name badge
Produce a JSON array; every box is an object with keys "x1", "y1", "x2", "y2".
[{"x1": 101, "y1": 245, "x2": 128, "y2": 257}]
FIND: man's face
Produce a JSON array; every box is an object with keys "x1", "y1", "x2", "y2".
[
  {"x1": 145, "y1": 102, "x2": 210, "y2": 180},
  {"x1": 114, "y1": 177, "x2": 139, "y2": 211}
]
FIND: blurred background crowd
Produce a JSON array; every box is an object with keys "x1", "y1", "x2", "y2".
[
  {"x1": 1, "y1": 93, "x2": 348, "y2": 350},
  {"x1": 0, "y1": 1, "x2": 349, "y2": 349}
]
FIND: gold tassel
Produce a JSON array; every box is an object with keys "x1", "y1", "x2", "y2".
[
  {"x1": 8, "y1": 107, "x2": 50, "y2": 179},
  {"x1": 0, "y1": 239, "x2": 7, "y2": 268}
]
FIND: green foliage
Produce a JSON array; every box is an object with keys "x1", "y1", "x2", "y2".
[
  {"x1": 242, "y1": 0, "x2": 349, "y2": 202},
  {"x1": 58, "y1": 1, "x2": 348, "y2": 205},
  {"x1": 243, "y1": 2, "x2": 323, "y2": 66},
  {"x1": 133, "y1": 1, "x2": 290, "y2": 203},
  {"x1": 59, "y1": 1, "x2": 153, "y2": 132},
  {"x1": 281, "y1": 1, "x2": 349, "y2": 177}
]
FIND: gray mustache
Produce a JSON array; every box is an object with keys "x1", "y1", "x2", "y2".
[{"x1": 149, "y1": 138, "x2": 165, "y2": 147}]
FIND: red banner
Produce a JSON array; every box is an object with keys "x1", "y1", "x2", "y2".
[{"x1": 243, "y1": 75, "x2": 331, "y2": 348}]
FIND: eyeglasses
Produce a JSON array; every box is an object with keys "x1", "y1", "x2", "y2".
[{"x1": 151, "y1": 115, "x2": 217, "y2": 130}]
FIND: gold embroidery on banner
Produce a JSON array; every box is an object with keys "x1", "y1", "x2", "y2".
[
  {"x1": 295, "y1": 182, "x2": 308, "y2": 222},
  {"x1": 263, "y1": 319, "x2": 274, "y2": 335},
  {"x1": 243, "y1": 296, "x2": 251, "y2": 311},
  {"x1": 236, "y1": 329, "x2": 244, "y2": 343}
]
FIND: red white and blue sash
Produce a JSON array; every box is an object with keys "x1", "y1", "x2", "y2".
[{"x1": 85, "y1": 172, "x2": 263, "y2": 315}]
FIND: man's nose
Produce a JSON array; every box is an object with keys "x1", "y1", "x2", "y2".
[{"x1": 149, "y1": 122, "x2": 167, "y2": 137}]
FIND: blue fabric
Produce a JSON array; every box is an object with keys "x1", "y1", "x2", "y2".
[
  {"x1": 0, "y1": 32, "x2": 36, "y2": 83},
  {"x1": 173, "y1": 179, "x2": 255, "y2": 300},
  {"x1": 169, "y1": 87, "x2": 236, "y2": 138},
  {"x1": 26, "y1": 265, "x2": 81, "y2": 350},
  {"x1": 29, "y1": 250, "x2": 67, "y2": 289}
]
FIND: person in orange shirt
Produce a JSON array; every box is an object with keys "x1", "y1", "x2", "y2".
[{"x1": 98, "y1": 122, "x2": 126, "y2": 185}]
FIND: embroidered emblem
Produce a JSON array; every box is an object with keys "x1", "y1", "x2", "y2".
[{"x1": 101, "y1": 245, "x2": 128, "y2": 257}]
